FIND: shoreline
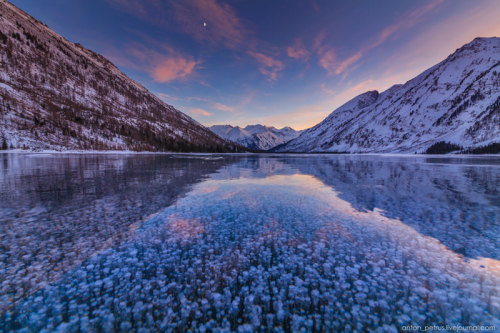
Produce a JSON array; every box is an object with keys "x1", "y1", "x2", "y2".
[{"x1": 0, "y1": 149, "x2": 499, "y2": 157}]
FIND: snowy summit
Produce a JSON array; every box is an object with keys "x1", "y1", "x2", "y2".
[{"x1": 210, "y1": 124, "x2": 302, "y2": 150}]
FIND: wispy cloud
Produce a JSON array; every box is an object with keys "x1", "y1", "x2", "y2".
[
  {"x1": 189, "y1": 108, "x2": 213, "y2": 116},
  {"x1": 334, "y1": 51, "x2": 362, "y2": 75},
  {"x1": 157, "y1": 93, "x2": 214, "y2": 103},
  {"x1": 213, "y1": 102, "x2": 235, "y2": 112},
  {"x1": 156, "y1": 92, "x2": 180, "y2": 102},
  {"x1": 314, "y1": 0, "x2": 445, "y2": 76},
  {"x1": 187, "y1": 96, "x2": 211, "y2": 102},
  {"x1": 171, "y1": 0, "x2": 250, "y2": 50},
  {"x1": 211, "y1": 91, "x2": 255, "y2": 115},
  {"x1": 106, "y1": 43, "x2": 201, "y2": 83},
  {"x1": 169, "y1": 0, "x2": 286, "y2": 84},
  {"x1": 287, "y1": 38, "x2": 310, "y2": 61},
  {"x1": 309, "y1": 0, "x2": 500, "y2": 133},
  {"x1": 365, "y1": 0, "x2": 500, "y2": 93},
  {"x1": 317, "y1": 49, "x2": 336, "y2": 74},
  {"x1": 368, "y1": 0, "x2": 444, "y2": 50},
  {"x1": 248, "y1": 51, "x2": 284, "y2": 81},
  {"x1": 312, "y1": 31, "x2": 338, "y2": 75},
  {"x1": 107, "y1": 0, "x2": 285, "y2": 81},
  {"x1": 152, "y1": 56, "x2": 199, "y2": 83}
]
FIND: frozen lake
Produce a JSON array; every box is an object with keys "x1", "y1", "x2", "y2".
[{"x1": 1, "y1": 153, "x2": 499, "y2": 331}]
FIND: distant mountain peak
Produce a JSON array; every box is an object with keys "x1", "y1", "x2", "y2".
[{"x1": 210, "y1": 124, "x2": 302, "y2": 150}]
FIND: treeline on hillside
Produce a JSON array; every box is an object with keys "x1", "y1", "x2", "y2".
[
  {"x1": 0, "y1": 16, "x2": 240, "y2": 152},
  {"x1": 462, "y1": 142, "x2": 500, "y2": 154},
  {"x1": 0, "y1": 94, "x2": 240, "y2": 152},
  {"x1": 1, "y1": 135, "x2": 8, "y2": 150},
  {"x1": 425, "y1": 141, "x2": 500, "y2": 154}
]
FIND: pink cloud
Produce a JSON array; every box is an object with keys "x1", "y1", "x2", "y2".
[
  {"x1": 107, "y1": 0, "x2": 249, "y2": 51},
  {"x1": 313, "y1": 32, "x2": 341, "y2": 75},
  {"x1": 368, "y1": 0, "x2": 444, "y2": 49},
  {"x1": 248, "y1": 51, "x2": 284, "y2": 81},
  {"x1": 315, "y1": 40, "x2": 361, "y2": 76},
  {"x1": 313, "y1": 31, "x2": 325, "y2": 50},
  {"x1": 348, "y1": 79, "x2": 377, "y2": 94},
  {"x1": 249, "y1": 52, "x2": 281, "y2": 69},
  {"x1": 287, "y1": 39, "x2": 310, "y2": 61},
  {"x1": 189, "y1": 108, "x2": 212, "y2": 116},
  {"x1": 317, "y1": 49, "x2": 336, "y2": 73},
  {"x1": 313, "y1": 0, "x2": 445, "y2": 77},
  {"x1": 213, "y1": 102, "x2": 235, "y2": 112},
  {"x1": 334, "y1": 51, "x2": 362, "y2": 75},
  {"x1": 171, "y1": 0, "x2": 249, "y2": 50},
  {"x1": 109, "y1": 0, "x2": 285, "y2": 81},
  {"x1": 152, "y1": 56, "x2": 199, "y2": 83},
  {"x1": 175, "y1": 0, "x2": 286, "y2": 81},
  {"x1": 156, "y1": 92, "x2": 180, "y2": 102},
  {"x1": 106, "y1": 43, "x2": 201, "y2": 83}
]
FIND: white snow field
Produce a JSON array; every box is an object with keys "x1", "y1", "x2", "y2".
[{"x1": 1, "y1": 153, "x2": 499, "y2": 332}]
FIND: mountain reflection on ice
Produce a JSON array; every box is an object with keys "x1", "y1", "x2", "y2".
[
  {"x1": 0, "y1": 153, "x2": 234, "y2": 310},
  {"x1": 280, "y1": 155, "x2": 499, "y2": 260},
  {"x1": 1, "y1": 153, "x2": 499, "y2": 331}
]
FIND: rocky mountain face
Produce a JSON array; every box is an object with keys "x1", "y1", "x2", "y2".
[
  {"x1": 0, "y1": 0, "x2": 240, "y2": 152},
  {"x1": 210, "y1": 124, "x2": 302, "y2": 150},
  {"x1": 276, "y1": 37, "x2": 500, "y2": 153}
]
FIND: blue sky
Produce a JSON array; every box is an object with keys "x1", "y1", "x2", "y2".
[{"x1": 10, "y1": 0, "x2": 500, "y2": 129}]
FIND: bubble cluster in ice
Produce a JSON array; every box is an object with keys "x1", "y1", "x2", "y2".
[
  {"x1": 0, "y1": 154, "x2": 227, "y2": 310},
  {"x1": 2, "y1": 174, "x2": 499, "y2": 331}
]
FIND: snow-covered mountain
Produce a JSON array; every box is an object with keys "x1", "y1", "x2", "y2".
[
  {"x1": 210, "y1": 124, "x2": 302, "y2": 150},
  {"x1": 0, "y1": 0, "x2": 240, "y2": 152},
  {"x1": 276, "y1": 37, "x2": 500, "y2": 153}
]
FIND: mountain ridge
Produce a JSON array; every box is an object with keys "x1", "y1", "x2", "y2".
[
  {"x1": 209, "y1": 124, "x2": 302, "y2": 151},
  {"x1": 276, "y1": 37, "x2": 500, "y2": 153}
]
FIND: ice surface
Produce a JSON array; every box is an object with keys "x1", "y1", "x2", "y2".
[
  {"x1": 0, "y1": 153, "x2": 233, "y2": 311},
  {"x1": 1, "y1": 153, "x2": 499, "y2": 331}
]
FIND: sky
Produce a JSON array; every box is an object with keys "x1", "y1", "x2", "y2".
[{"x1": 10, "y1": 0, "x2": 500, "y2": 130}]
